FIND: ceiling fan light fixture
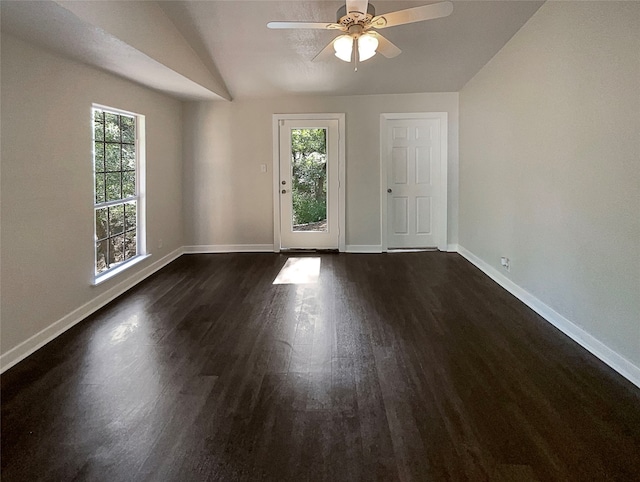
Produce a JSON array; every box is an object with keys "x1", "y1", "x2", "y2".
[
  {"x1": 269, "y1": 1, "x2": 454, "y2": 66},
  {"x1": 333, "y1": 35, "x2": 353, "y2": 62},
  {"x1": 358, "y1": 33, "x2": 379, "y2": 61}
]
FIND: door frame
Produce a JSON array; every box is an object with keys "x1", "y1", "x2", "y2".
[
  {"x1": 380, "y1": 112, "x2": 448, "y2": 252},
  {"x1": 272, "y1": 113, "x2": 346, "y2": 252}
]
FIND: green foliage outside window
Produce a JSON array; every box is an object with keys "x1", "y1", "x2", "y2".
[
  {"x1": 291, "y1": 128, "x2": 327, "y2": 225},
  {"x1": 93, "y1": 108, "x2": 137, "y2": 274}
]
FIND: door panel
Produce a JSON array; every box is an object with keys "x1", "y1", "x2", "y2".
[
  {"x1": 393, "y1": 126, "x2": 408, "y2": 139},
  {"x1": 279, "y1": 119, "x2": 339, "y2": 249},
  {"x1": 415, "y1": 146, "x2": 432, "y2": 185},
  {"x1": 392, "y1": 197, "x2": 409, "y2": 234},
  {"x1": 416, "y1": 197, "x2": 432, "y2": 234},
  {"x1": 392, "y1": 147, "x2": 408, "y2": 184},
  {"x1": 385, "y1": 118, "x2": 441, "y2": 248}
]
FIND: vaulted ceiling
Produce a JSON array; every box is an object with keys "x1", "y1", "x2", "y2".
[{"x1": 1, "y1": 0, "x2": 544, "y2": 101}]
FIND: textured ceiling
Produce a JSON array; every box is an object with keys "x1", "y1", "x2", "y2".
[
  {"x1": 1, "y1": 1, "x2": 544, "y2": 101},
  {"x1": 160, "y1": 1, "x2": 544, "y2": 99}
]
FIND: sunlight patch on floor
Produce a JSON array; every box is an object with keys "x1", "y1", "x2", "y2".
[
  {"x1": 110, "y1": 314, "x2": 139, "y2": 344},
  {"x1": 273, "y1": 257, "x2": 321, "y2": 284}
]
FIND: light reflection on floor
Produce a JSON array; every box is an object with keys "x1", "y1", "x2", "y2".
[
  {"x1": 273, "y1": 257, "x2": 321, "y2": 284},
  {"x1": 110, "y1": 314, "x2": 139, "y2": 344}
]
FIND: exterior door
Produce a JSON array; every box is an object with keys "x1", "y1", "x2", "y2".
[
  {"x1": 278, "y1": 119, "x2": 339, "y2": 249},
  {"x1": 385, "y1": 118, "x2": 442, "y2": 249}
]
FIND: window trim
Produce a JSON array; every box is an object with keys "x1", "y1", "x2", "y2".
[{"x1": 92, "y1": 104, "x2": 147, "y2": 284}]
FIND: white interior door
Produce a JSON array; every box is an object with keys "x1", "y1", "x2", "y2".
[
  {"x1": 384, "y1": 117, "x2": 445, "y2": 249},
  {"x1": 278, "y1": 119, "x2": 339, "y2": 249}
]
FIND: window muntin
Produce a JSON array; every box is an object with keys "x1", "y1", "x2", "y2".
[{"x1": 93, "y1": 107, "x2": 140, "y2": 276}]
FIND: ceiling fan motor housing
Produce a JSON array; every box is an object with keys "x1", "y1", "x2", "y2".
[{"x1": 337, "y1": 3, "x2": 376, "y2": 26}]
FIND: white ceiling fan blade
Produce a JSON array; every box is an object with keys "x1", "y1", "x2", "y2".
[
  {"x1": 312, "y1": 39, "x2": 338, "y2": 62},
  {"x1": 267, "y1": 21, "x2": 343, "y2": 30},
  {"x1": 346, "y1": 0, "x2": 369, "y2": 20},
  {"x1": 372, "y1": 33, "x2": 402, "y2": 58},
  {"x1": 371, "y1": 1, "x2": 453, "y2": 29}
]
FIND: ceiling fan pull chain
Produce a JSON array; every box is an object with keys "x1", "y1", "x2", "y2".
[{"x1": 353, "y1": 37, "x2": 359, "y2": 71}]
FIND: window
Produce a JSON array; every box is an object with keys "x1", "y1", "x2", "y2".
[{"x1": 92, "y1": 106, "x2": 144, "y2": 279}]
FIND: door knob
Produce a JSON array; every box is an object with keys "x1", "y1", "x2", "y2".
[
  {"x1": 282, "y1": 189, "x2": 287, "y2": 194},
  {"x1": 387, "y1": 188, "x2": 392, "y2": 193}
]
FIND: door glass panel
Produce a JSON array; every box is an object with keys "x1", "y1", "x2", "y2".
[{"x1": 290, "y1": 128, "x2": 327, "y2": 232}]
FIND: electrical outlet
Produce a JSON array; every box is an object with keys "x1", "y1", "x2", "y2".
[
  {"x1": 260, "y1": 163, "x2": 267, "y2": 173},
  {"x1": 158, "y1": 239, "x2": 163, "y2": 249},
  {"x1": 500, "y1": 257, "x2": 510, "y2": 272}
]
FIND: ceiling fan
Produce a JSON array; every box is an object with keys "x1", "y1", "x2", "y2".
[{"x1": 267, "y1": 0, "x2": 453, "y2": 70}]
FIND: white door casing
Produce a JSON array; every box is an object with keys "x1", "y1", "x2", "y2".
[
  {"x1": 380, "y1": 113, "x2": 448, "y2": 251},
  {"x1": 272, "y1": 114, "x2": 345, "y2": 251}
]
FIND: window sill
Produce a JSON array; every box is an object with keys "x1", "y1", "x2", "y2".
[{"x1": 92, "y1": 254, "x2": 151, "y2": 286}]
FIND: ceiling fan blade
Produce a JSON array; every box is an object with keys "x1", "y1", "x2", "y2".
[
  {"x1": 346, "y1": 0, "x2": 369, "y2": 20},
  {"x1": 267, "y1": 21, "x2": 343, "y2": 30},
  {"x1": 312, "y1": 39, "x2": 337, "y2": 62},
  {"x1": 372, "y1": 33, "x2": 402, "y2": 58},
  {"x1": 371, "y1": 1, "x2": 453, "y2": 29}
]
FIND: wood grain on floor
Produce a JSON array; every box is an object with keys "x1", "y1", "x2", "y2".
[{"x1": 2, "y1": 252, "x2": 639, "y2": 481}]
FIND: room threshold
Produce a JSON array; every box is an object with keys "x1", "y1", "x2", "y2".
[
  {"x1": 280, "y1": 248, "x2": 339, "y2": 254},
  {"x1": 386, "y1": 248, "x2": 438, "y2": 253}
]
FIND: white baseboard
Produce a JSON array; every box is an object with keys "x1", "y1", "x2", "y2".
[
  {"x1": 457, "y1": 245, "x2": 640, "y2": 389},
  {"x1": 0, "y1": 247, "x2": 184, "y2": 374},
  {"x1": 183, "y1": 244, "x2": 274, "y2": 254},
  {"x1": 346, "y1": 245, "x2": 383, "y2": 253},
  {"x1": 347, "y1": 245, "x2": 457, "y2": 254}
]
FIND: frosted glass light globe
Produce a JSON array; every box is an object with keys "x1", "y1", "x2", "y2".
[
  {"x1": 334, "y1": 35, "x2": 353, "y2": 62},
  {"x1": 358, "y1": 33, "x2": 379, "y2": 61}
]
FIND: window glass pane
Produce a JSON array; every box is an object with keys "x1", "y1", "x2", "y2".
[
  {"x1": 96, "y1": 207, "x2": 108, "y2": 240},
  {"x1": 94, "y1": 109, "x2": 104, "y2": 125},
  {"x1": 124, "y1": 201, "x2": 136, "y2": 231},
  {"x1": 121, "y1": 116, "x2": 135, "y2": 144},
  {"x1": 105, "y1": 144, "x2": 120, "y2": 171},
  {"x1": 111, "y1": 235, "x2": 125, "y2": 264},
  {"x1": 122, "y1": 145, "x2": 135, "y2": 170},
  {"x1": 94, "y1": 117, "x2": 104, "y2": 141},
  {"x1": 291, "y1": 128, "x2": 328, "y2": 232},
  {"x1": 124, "y1": 231, "x2": 137, "y2": 260},
  {"x1": 96, "y1": 240, "x2": 109, "y2": 274},
  {"x1": 106, "y1": 173, "x2": 122, "y2": 201},
  {"x1": 93, "y1": 107, "x2": 141, "y2": 277},
  {"x1": 109, "y1": 204, "x2": 125, "y2": 235},
  {"x1": 104, "y1": 113, "x2": 120, "y2": 142},
  {"x1": 94, "y1": 142, "x2": 105, "y2": 172},
  {"x1": 95, "y1": 173, "x2": 106, "y2": 204},
  {"x1": 122, "y1": 171, "x2": 135, "y2": 198}
]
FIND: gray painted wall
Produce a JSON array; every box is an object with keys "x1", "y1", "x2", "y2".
[
  {"x1": 1, "y1": 34, "x2": 184, "y2": 356},
  {"x1": 182, "y1": 93, "x2": 459, "y2": 248},
  {"x1": 459, "y1": 2, "x2": 640, "y2": 367}
]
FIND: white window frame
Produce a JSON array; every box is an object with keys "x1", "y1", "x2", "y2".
[{"x1": 92, "y1": 104, "x2": 147, "y2": 285}]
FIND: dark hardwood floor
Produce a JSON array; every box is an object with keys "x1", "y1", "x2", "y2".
[{"x1": 2, "y1": 253, "x2": 639, "y2": 481}]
